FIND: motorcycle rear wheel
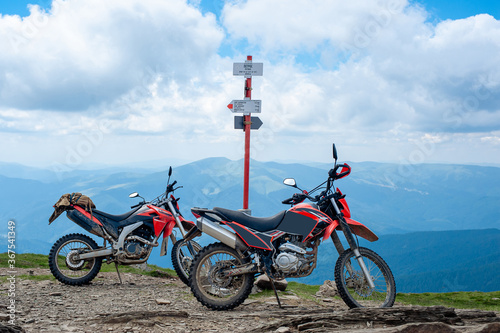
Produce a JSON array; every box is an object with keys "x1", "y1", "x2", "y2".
[
  {"x1": 189, "y1": 242, "x2": 254, "y2": 311},
  {"x1": 334, "y1": 247, "x2": 396, "y2": 308},
  {"x1": 171, "y1": 239, "x2": 202, "y2": 286},
  {"x1": 48, "y1": 233, "x2": 102, "y2": 286}
]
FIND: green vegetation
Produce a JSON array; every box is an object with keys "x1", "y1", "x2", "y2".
[
  {"x1": 0, "y1": 253, "x2": 50, "y2": 269},
  {"x1": 249, "y1": 281, "x2": 324, "y2": 303},
  {"x1": 396, "y1": 291, "x2": 500, "y2": 311},
  {"x1": 287, "y1": 281, "x2": 322, "y2": 301},
  {"x1": 0, "y1": 252, "x2": 177, "y2": 279},
  {"x1": 98, "y1": 262, "x2": 177, "y2": 278}
]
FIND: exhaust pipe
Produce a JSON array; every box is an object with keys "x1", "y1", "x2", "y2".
[{"x1": 197, "y1": 217, "x2": 248, "y2": 251}]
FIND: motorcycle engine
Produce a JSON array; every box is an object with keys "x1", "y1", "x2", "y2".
[
  {"x1": 124, "y1": 241, "x2": 147, "y2": 258},
  {"x1": 124, "y1": 227, "x2": 153, "y2": 259},
  {"x1": 273, "y1": 242, "x2": 308, "y2": 274}
]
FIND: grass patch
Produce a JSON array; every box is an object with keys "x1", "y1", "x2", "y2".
[
  {"x1": 0, "y1": 253, "x2": 177, "y2": 278},
  {"x1": 99, "y1": 263, "x2": 177, "y2": 278},
  {"x1": 0, "y1": 253, "x2": 50, "y2": 269},
  {"x1": 396, "y1": 291, "x2": 500, "y2": 311},
  {"x1": 249, "y1": 281, "x2": 324, "y2": 303},
  {"x1": 287, "y1": 282, "x2": 322, "y2": 301}
]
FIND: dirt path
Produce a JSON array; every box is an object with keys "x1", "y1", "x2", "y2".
[{"x1": 1, "y1": 268, "x2": 498, "y2": 333}]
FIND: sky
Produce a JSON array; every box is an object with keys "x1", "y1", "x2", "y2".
[{"x1": 0, "y1": 0, "x2": 499, "y2": 170}]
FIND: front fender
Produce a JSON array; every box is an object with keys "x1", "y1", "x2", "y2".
[{"x1": 322, "y1": 217, "x2": 378, "y2": 242}]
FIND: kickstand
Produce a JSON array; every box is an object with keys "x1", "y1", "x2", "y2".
[
  {"x1": 115, "y1": 262, "x2": 123, "y2": 284},
  {"x1": 266, "y1": 273, "x2": 282, "y2": 309}
]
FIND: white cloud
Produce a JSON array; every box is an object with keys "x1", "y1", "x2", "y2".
[
  {"x1": 0, "y1": 0, "x2": 500, "y2": 166},
  {"x1": 0, "y1": 0, "x2": 223, "y2": 111},
  {"x1": 222, "y1": 0, "x2": 409, "y2": 53},
  {"x1": 222, "y1": 1, "x2": 500, "y2": 136}
]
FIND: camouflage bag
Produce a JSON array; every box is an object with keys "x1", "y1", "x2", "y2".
[{"x1": 49, "y1": 192, "x2": 96, "y2": 224}]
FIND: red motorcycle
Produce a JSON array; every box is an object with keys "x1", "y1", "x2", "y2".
[
  {"x1": 48, "y1": 167, "x2": 201, "y2": 286},
  {"x1": 187, "y1": 144, "x2": 396, "y2": 310}
]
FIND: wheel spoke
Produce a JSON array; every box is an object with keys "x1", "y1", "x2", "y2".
[
  {"x1": 190, "y1": 243, "x2": 255, "y2": 310},
  {"x1": 335, "y1": 247, "x2": 395, "y2": 308}
]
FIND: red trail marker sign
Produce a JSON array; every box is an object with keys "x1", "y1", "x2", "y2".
[{"x1": 227, "y1": 56, "x2": 264, "y2": 213}]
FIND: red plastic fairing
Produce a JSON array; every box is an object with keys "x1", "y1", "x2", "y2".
[
  {"x1": 322, "y1": 220, "x2": 339, "y2": 241},
  {"x1": 322, "y1": 217, "x2": 378, "y2": 242},
  {"x1": 73, "y1": 205, "x2": 103, "y2": 226},
  {"x1": 163, "y1": 221, "x2": 175, "y2": 239},
  {"x1": 146, "y1": 205, "x2": 172, "y2": 238},
  {"x1": 336, "y1": 188, "x2": 351, "y2": 218}
]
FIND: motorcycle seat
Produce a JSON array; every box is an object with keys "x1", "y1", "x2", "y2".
[
  {"x1": 213, "y1": 207, "x2": 286, "y2": 232},
  {"x1": 93, "y1": 207, "x2": 141, "y2": 222}
]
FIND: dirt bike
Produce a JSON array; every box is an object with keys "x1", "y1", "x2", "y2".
[
  {"x1": 48, "y1": 167, "x2": 202, "y2": 286},
  {"x1": 186, "y1": 144, "x2": 396, "y2": 310}
]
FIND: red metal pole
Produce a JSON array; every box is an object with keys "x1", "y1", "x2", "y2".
[{"x1": 243, "y1": 56, "x2": 252, "y2": 210}]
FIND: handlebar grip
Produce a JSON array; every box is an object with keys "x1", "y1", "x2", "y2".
[
  {"x1": 282, "y1": 198, "x2": 293, "y2": 204},
  {"x1": 131, "y1": 203, "x2": 141, "y2": 209},
  {"x1": 172, "y1": 180, "x2": 177, "y2": 187}
]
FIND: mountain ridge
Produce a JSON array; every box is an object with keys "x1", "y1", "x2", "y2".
[{"x1": 1, "y1": 157, "x2": 499, "y2": 292}]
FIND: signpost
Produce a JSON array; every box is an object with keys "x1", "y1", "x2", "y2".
[
  {"x1": 228, "y1": 56, "x2": 263, "y2": 213},
  {"x1": 234, "y1": 116, "x2": 263, "y2": 130},
  {"x1": 227, "y1": 100, "x2": 262, "y2": 113},
  {"x1": 233, "y1": 62, "x2": 264, "y2": 76}
]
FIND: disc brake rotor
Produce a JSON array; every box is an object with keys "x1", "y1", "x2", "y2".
[
  {"x1": 349, "y1": 272, "x2": 374, "y2": 297},
  {"x1": 181, "y1": 257, "x2": 193, "y2": 270},
  {"x1": 65, "y1": 250, "x2": 85, "y2": 271},
  {"x1": 207, "y1": 261, "x2": 233, "y2": 288}
]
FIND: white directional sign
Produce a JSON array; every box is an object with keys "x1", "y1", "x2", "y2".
[
  {"x1": 227, "y1": 100, "x2": 262, "y2": 113},
  {"x1": 233, "y1": 62, "x2": 263, "y2": 76}
]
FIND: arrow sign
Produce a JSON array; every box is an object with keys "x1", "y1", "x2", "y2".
[
  {"x1": 234, "y1": 116, "x2": 263, "y2": 130},
  {"x1": 227, "y1": 100, "x2": 261, "y2": 113},
  {"x1": 233, "y1": 62, "x2": 263, "y2": 76}
]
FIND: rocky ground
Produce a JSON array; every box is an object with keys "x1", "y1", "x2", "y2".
[{"x1": 1, "y1": 268, "x2": 499, "y2": 333}]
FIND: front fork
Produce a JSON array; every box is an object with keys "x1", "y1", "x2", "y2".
[
  {"x1": 166, "y1": 200, "x2": 196, "y2": 255},
  {"x1": 330, "y1": 198, "x2": 376, "y2": 289}
]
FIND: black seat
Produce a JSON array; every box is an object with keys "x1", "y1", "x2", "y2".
[
  {"x1": 213, "y1": 207, "x2": 286, "y2": 232},
  {"x1": 93, "y1": 207, "x2": 141, "y2": 222}
]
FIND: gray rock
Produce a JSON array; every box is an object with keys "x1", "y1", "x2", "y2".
[
  {"x1": 0, "y1": 323, "x2": 26, "y2": 333},
  {"x1": 315, "y1": 280, "x2": 338, "y2": 298},
  {"x1": 274, "y1": 327, "x2": 292, "y2": 333}
]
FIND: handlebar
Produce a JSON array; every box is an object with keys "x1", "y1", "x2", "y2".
[
  {"x1": 283, "y1": 163, "x2": 351, "y2": 207},
  {"x1": 282, "y1": 192, "x2": 311, "y2": 205},
  {"x1": 131, "y1": 203, "x2": 142, "y2": 209},
  {"x1": 329, "y1": 163, "x2": 351, "y2": 181}
]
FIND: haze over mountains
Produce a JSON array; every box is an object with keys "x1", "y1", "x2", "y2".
[{"x1": 1, "y1": 158, "x2": 499, "y2": 292}]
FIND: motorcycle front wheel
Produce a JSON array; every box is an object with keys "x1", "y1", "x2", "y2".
[
  {"x1": 189, "y1": 242, "x2": 254, "y2": 310},
  {"x1": 334, "y1": 247, "x2": 396, "y2": 308},
  {"x1": 48, "y1": 233, "x2": 102, "y2": 286},
  {"x1": 171, "y1": 239, "x2": 202, "y2": 286}
]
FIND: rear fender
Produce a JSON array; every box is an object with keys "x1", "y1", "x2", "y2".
[{"x1": 322, "y1": 217, "x2": 378, "y2": 242}]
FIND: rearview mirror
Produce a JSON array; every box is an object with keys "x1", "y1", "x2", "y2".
[
  {"x1": 332, "y1": 143, "x2": 338, "y2": 161},
  {"x1": 129, "y1": 192, "x2": 139, "y2": 198},
  {"x1": 283, "y1": 178, "x2": 297, "y2": 187},
  {"x1": 168, "y1": 166, "x2": 172, "y2": 177}
]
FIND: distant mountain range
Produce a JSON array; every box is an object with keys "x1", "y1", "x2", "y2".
[{"x1": 1, "y1": 158, "x2": 499, "y2": 292}]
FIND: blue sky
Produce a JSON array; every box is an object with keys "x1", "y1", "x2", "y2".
[
  {"x1": 1, "y1": 1, "x2": 498, "y2": 23},
  {"x1": 1, "y1": 0, "x2": 500, "y2": 169}
]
